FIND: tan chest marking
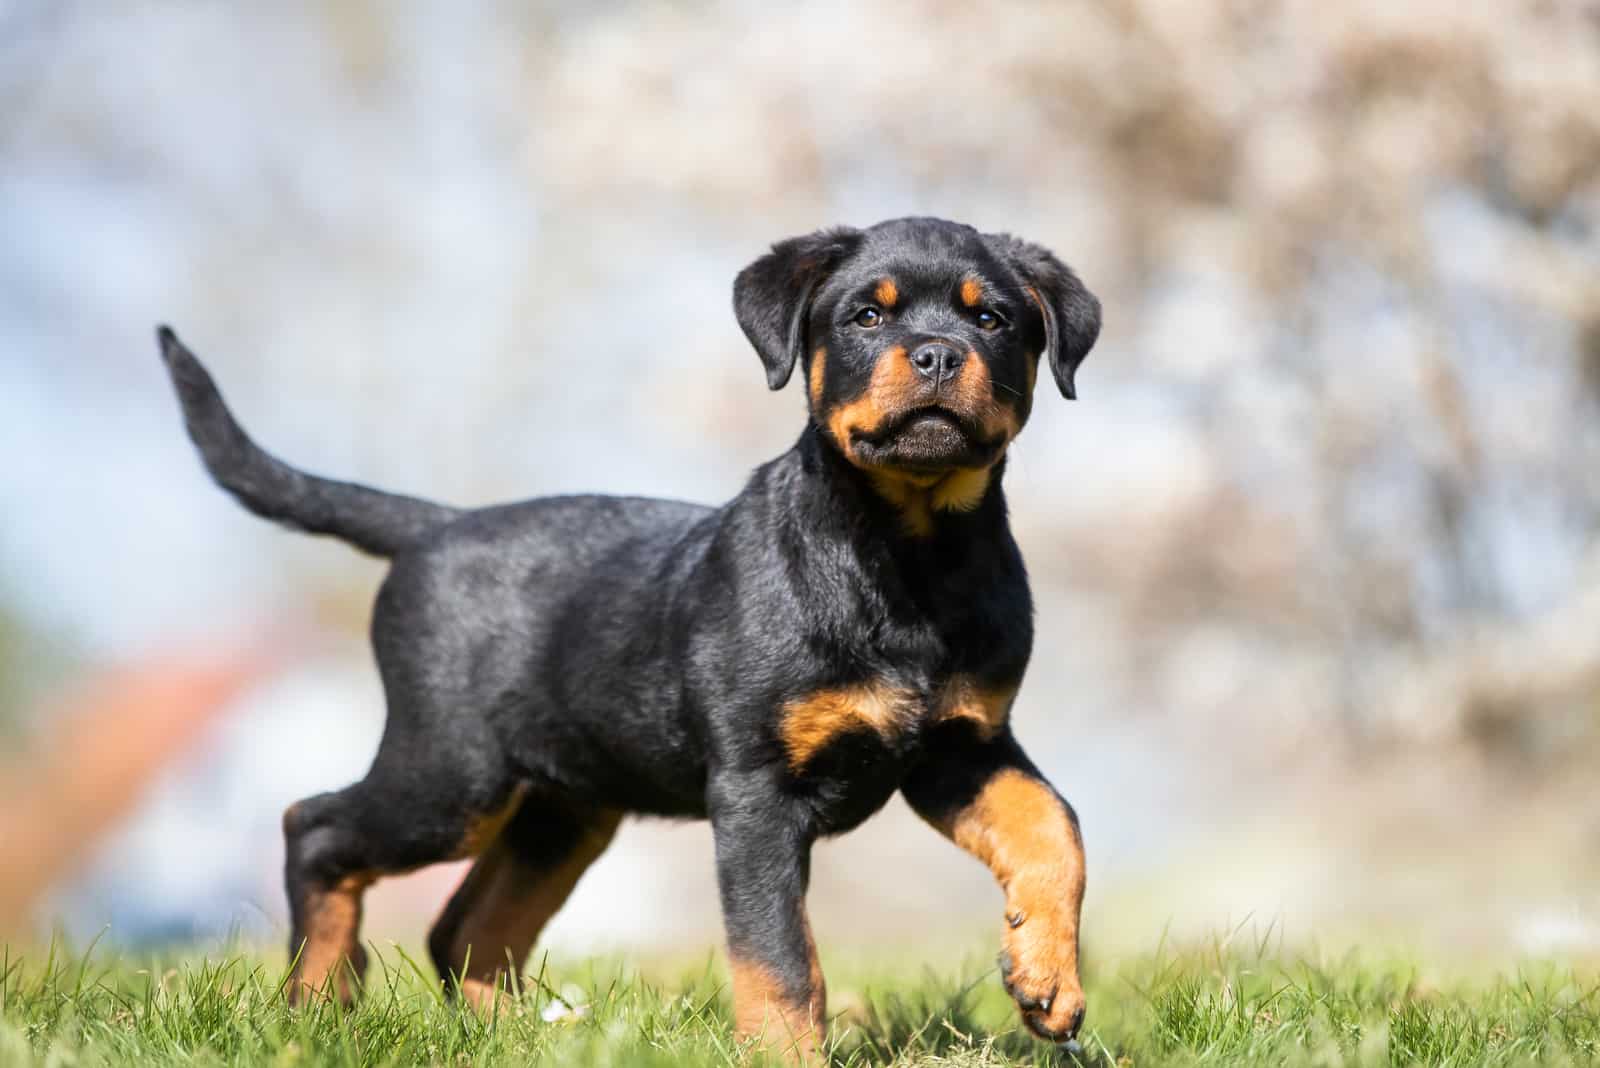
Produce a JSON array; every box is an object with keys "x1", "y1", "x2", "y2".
[
  {"x1": 866, "y1": 463, "x2": 1000, "y2": 537},
  {"x1": 779, "y1": 683, "x2": 918, "y2": 771},
  {"x1": 780, "y1": 677, "x2": 1016, "y2": 770}
]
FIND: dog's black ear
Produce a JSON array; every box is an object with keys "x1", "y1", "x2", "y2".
[
  {"x1": 734, "y1": 227, "x2": 863, "y2": 390},
  {"x1": 988, "y1": 234, "x2": 1101, "y2": 399}
]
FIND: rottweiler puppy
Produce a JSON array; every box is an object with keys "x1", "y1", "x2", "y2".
[{"x1": 157, "y1": 215, "x2": 1100, "y2": 1056}]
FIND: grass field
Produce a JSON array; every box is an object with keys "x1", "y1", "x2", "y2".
[{"x1": 1, "y1": 935, "x2": 1597, "y2": 1066}]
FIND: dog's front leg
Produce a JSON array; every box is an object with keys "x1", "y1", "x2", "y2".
[
  {"x1": 902, "y1": 728, "x2": 1087, "y2": 1044},
  {"x1": 709, "y1": 772, "x2": 825, "y2": 1059}
]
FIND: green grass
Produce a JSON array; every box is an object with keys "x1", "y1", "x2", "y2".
[{"x1": 1, "y1": 935, "x2": 1596, "y2": 1066}]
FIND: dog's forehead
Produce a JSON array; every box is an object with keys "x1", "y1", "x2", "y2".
[{"x1": 835, "y1": 225, "x2": 1009, "y2": 298}]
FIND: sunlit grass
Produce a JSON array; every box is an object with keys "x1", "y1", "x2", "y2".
[{"x1": 1, "y1": 933, "x2": 1596, "y2": 1065}]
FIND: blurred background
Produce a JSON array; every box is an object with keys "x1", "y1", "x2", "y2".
[{"x1": 2, "y1": 0, "x2": 1599, "y2": 965}]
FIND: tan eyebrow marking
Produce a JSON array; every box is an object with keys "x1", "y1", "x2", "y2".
[
  {"x1": 874, "y1": 278, "x2": 898, "y2": 308},
  {"x1": 960, "y1": 276, "x2": 984, "y2": 307}
]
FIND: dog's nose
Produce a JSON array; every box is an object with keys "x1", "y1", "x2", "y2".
[{"x1": 909, "y1": 341, "x2": 964, "y2": 381}]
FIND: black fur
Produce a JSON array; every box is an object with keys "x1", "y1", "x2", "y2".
[
  {"x1": 986, "y1": 235, "x2": 1101, "y2": 399},
  {"x1": 734, "y1": 226, "x2": 864, "y2": 390},
  {"x1": 159, "y1": 326, "x2": 459, "y2": 556},
  {"x1": 159, "y1": 216, "x2": 1100, "y2": 1045}
]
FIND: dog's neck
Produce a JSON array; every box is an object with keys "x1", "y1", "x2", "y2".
[{"x1": 792, "y1": 423, "x2": 1009, "y2": 542}]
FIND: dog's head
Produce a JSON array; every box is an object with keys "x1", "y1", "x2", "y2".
[{"x1": 735, "y1": 218, "x2": 1100, "y2": 494}]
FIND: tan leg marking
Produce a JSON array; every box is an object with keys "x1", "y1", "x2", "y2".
[
  {"x1": 291, "y1": 872, "x2": 374, "y2": 1004},
  {"x1": 932, "y1": 769, "x2": 1086, "y2": 1040},
  {"x1": 729, "y1": 919, "x2": 826, "y2": 1058},
  {"x1": 454, "y1": 782, "x2": 531, "y2": 859},
  {"x1": 779, "y1": 682, "x2": 919, "y2": 771},
  {"x1": 447, "y1": 813, "x2": 621, "y2": 1011},
  {"x1": 284, "y1": 788, "x2": 533, "y2": 1008}
]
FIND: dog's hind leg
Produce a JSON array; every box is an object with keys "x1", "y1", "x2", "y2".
[
  {"x1": 280, "y1": 742, "x2": 523, "y2": 1005},
  {"x1": 426, "y1": 795, "x2": 620, "y2": 1010}
]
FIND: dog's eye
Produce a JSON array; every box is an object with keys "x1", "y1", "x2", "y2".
[
  {"x1": 854, "y1": 307, "x2": 884, "y2": 329},
  {"x1": 975, "y1": 310, "x2": 1002, "y2": 331}
]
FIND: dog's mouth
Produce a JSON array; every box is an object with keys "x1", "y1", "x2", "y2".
[{"x1": 849, "y1": 405, "x2": 1003, "y2": 472}]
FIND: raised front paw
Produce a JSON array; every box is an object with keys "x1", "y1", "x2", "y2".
[{"x1": 999, "y1": 932, "x2": 1086, "y2": 1044}]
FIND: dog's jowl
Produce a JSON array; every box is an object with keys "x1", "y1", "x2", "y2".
[{"x1": 159, "y1": 216, "x2": 1101, "y2": 1056}]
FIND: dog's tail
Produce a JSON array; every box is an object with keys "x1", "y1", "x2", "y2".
[{"x1": 157, "y1": 325, "x2": 461, "y2": 558}]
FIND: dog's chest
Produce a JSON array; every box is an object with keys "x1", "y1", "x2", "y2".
[
  {"x1": 769, "y1": 529, "x2": 1032, "y2": 830},
  {"x1": 778, "y1": 676, "x2": 1013, "y2": 765},
  {"x1": 776, "y1": 674, "x2": 1017, "y2": 832}
]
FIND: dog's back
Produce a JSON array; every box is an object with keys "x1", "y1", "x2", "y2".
[{"x1": 375, "y1": 493, "x2": 718, "y2": 816}]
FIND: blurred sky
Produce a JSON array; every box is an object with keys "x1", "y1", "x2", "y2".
[{"x1": 3, "y1": 1, "x2": 1600, "y2": 960}]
